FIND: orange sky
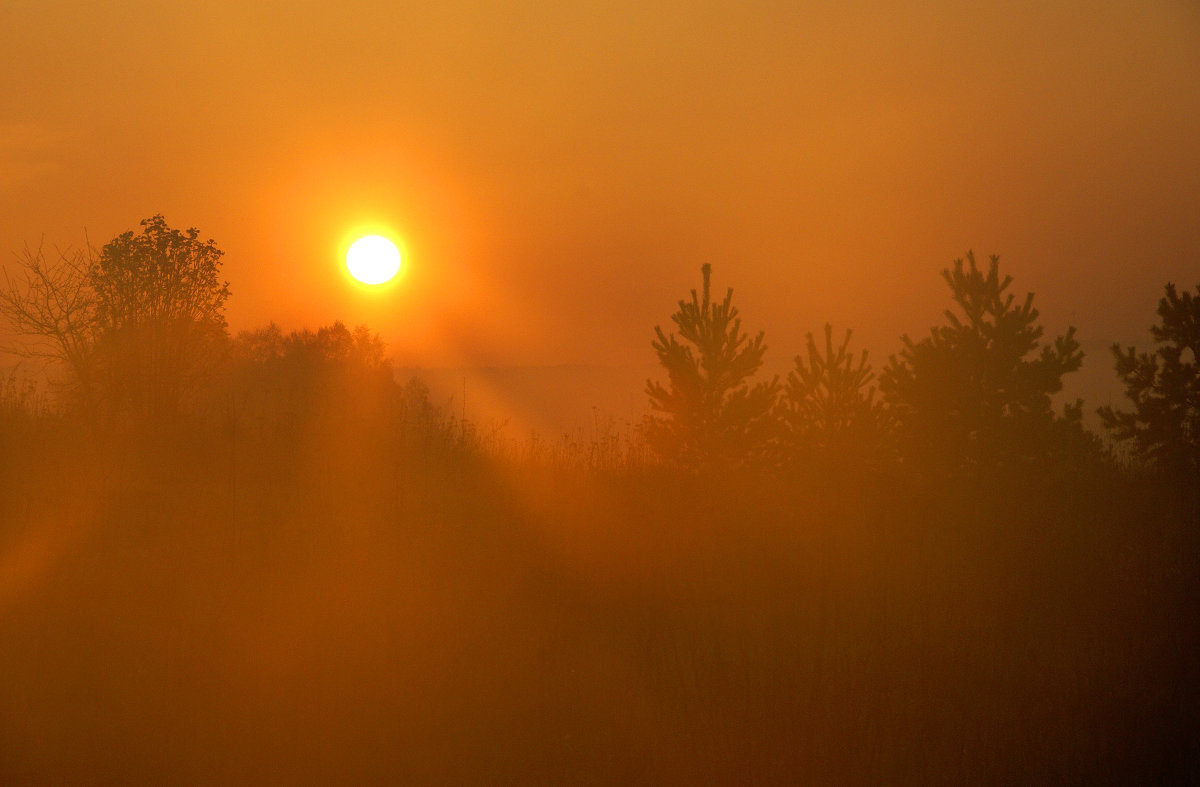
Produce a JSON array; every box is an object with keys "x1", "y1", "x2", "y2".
[{"x1": 2, "y1": 0, "x2": 1198, "y2": 385}]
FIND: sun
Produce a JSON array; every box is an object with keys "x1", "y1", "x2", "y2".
[{"x1": 346, "y1": 235, "x2": 402, "y2": 285}]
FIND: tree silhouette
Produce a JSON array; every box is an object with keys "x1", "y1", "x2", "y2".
[
  {"x1": 229, "y1": 321, "x2": 391, "y2": 425},
  {"x1": 91, "y1": 215, "x2": 231, "y2": 419},
  {"x1": 0, "y1": 244, "x2": 99, "y2": 407},
  {"x1": 880, "y1": 252, "x2": 1088, "y2": 470},
  {"x1": 645, "y1": 263, "x2": 779, "y2": 467},
  {"x1": 225, "y1": 320, "x2": 457, "y2": 460},
  {"x1": 1, "y1": 217, "x2": 230, "y2": 420},
  {"x1": 1099, "y1": 282, "x2": 1200, "y2": 478},
  {"x1": 782, "y1": 323, "x2": 891, "y2": 464}
]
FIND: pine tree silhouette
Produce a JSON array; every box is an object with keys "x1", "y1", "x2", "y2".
[
  {"x1": 880, "y1": 251, "x2": 1089, "y2": 470},
  {"x1": 783, "y1": 323, "x2": 891, "y2": 464},
  {"x1": 1099, "y1": 282, "x2": 1200, "y2": 479},
  {"x1": 645, "y1": 263, "x2": 779, "y2": 468}
]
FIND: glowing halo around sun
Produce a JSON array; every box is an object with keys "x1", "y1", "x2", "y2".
[{"x1": 346, "y1": 235, "x2": 402, "y2": 285}]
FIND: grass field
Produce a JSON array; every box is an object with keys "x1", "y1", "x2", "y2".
[{"x1": 2, "y1": 409, "x2": 1195, "y2": 784}]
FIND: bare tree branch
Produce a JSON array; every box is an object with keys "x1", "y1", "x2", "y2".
[{"x1": 0, "y1": 242, "x2": 99, "y2": 404}]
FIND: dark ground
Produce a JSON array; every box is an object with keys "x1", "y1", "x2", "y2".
[{"x1": 1, "y1": 423, "x2": 1197, "y2": 784}]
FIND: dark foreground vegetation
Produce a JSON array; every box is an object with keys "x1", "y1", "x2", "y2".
[
  {"x1": 2, "y1": 413, "x2": 1197, "y2": 783},
  {"x1": 1, "y1": 217, "x2": 1197, "y2": 783}
]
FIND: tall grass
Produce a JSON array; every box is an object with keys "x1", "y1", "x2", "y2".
[{"x1": 0, "y1": 381, "x2": 1195, "y2": 784}]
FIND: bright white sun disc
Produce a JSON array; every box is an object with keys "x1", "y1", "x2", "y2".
[{"x1": 346, "y1": 235, "x2": 402, "y2": 285}]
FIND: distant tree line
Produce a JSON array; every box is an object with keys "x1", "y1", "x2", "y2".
[
  {"x1": 645, "y1": 255, "x2": 1198, "y2": 483},
  {"x1": 2, "y1": 216, "x2": 1197, "y2": 484},
  {"x1": 0, "y1": 216, "x2": 459, "y2": 459}
]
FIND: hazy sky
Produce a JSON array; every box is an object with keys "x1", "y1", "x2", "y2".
[{"x1": 2, "y1": 0, "x2": 1198, "y2": 387}]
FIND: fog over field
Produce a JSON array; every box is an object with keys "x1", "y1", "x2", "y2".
[{"x1": 2, "y1": 1, "x2": 1198, "y2": 783}]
